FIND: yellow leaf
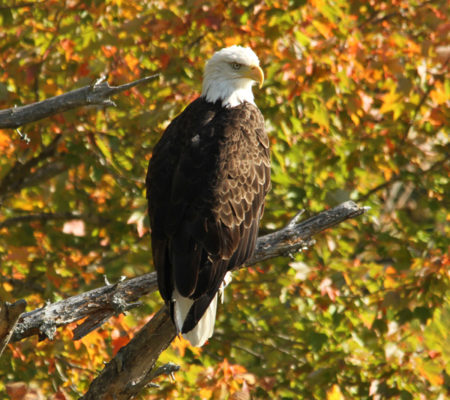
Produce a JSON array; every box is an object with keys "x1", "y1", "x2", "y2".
[
  {"x1": 171, "y1": 335, "x2": 190, "y2": 358},
  {"x1": 327, "y1": 384, "x2": 345, "y2": 400},
  {"x1": 429, "y1": 81, "x2": 449, "y2": 105},
  {"x1": 312, "y1": 20, "x2": 333, "y2": 39},
  {"x1": 379, "y1": 89, "x2": 402, "y2": 116},
  {"x1": 199, "y1": 388, "x2": 213, "y2": 399},
  {"x1": 384, "y1": 275, "x2": 396, "y2": 289},
  {"x1": 350, "y1": 113, "x2": 360, "y2": 126},
  {"x1": 416, "y1": 357, "x2": 444, "y2": 386},
  {"x1": 381, "y1": 164, "x2": 393, "y2": 181}
]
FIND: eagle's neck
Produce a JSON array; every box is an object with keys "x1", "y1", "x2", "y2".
[{"x1": 201, "y1": 77, "x2": 255, "y2": 108}]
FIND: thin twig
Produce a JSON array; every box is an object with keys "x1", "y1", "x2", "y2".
[{"x1": 0, "y1": 211, "x2": 84, "y2": 229}]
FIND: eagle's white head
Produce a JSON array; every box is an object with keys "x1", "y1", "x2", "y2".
[{"x1": 201, "y1": 45, "x2": 264, "y2": 108}]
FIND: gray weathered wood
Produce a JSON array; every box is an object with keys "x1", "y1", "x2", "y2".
[
  {"x1": 0, "y1": 74, "x2": 158, "y2": 129},
  {"x1": 79, "y1": 307, "x2": 177, "y2": 400},
  {"x1": 11, "y1": 273, "x2": 158, "y2": 342},
  {"x1": 251, "y1": 200, "x2": 368, "y2": 264},
  {"x1": 80, "y1": 202, "x2": 367, "y2": 398},
  {"x1": 11, "y1": 200, "x2": 366, "y2": 344},
  {"x1": 6, "y1": 200, "x2": 367, "y2": 398}
]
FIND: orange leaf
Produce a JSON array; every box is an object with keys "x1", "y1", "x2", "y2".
[
  {"x1": 124, "y1": 53, "x2": 139, "y2": 72},
  {"x1": 171, "y1": 335, "x2": 190, "y2": 357},
  {"x1": 60, "y1": 38, "x2": 75, "y2": 62},
  {"x1": 101, "y1": 45, "x2": 117, "y2": 58},
  {"x1": 112, "y1": 334, "x2": 131, "y2": 355},
  {"x1": 385, "y1": 266, "x2": 396, "y2": 275},
  {"x1": 319, "y1": 277, "x2": 340, "y2": 301},
  {"x1": 0, "y1": 129, "x2": 11, "y2": 150}
]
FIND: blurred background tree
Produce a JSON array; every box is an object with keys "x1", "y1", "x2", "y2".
[{"x1": 0, "y1": 0, "x2": 448, "y2": 398}]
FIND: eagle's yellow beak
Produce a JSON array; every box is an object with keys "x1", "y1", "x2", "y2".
[{"x1": 245, "y1": 65, "x2": 264, "y2": 88}]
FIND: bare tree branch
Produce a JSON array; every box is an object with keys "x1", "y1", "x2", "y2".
[
  {"x1": 79, "y1": 307, "x2": 177, "y2": 400},
  {"x1": 0, "y1": 211, "x2": 83, "y2": 229},
  {"x1": 0, "y1": 211, "x2": 114, "y2": 229},
  {"x1": 249, "y1": 201, "x2": 367, "y2": 265},
  {"x1": 5, "y1": 201, "x2": 366, "y2": 398},
  {"x1": 80, "y1": 204, "x2": 367, "y2": 399},
  {"x1": 11, "y1": 201, "x2": 367, "y2": 344},
  {"x1": 0, "y1": 74, "x2": 159, "y2": 129},
  {"x1": 11, "y1": 273, "x2": 158, "y2": 342}
]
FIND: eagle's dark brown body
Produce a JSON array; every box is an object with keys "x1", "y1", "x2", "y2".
[{"x1": 146, "y1": 97, "x2": 270, "y2": 334}]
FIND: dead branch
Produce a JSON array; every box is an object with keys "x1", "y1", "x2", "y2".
[
  {"x1": 4, "y1": 201, "x2": 366, "y2": 398},
  {"x1": 0, "y1": 212, "x2": 82, "y2": 229},
  {"x1": 11, "y1": 201, "x2": 366, "y2": 344},
  {"x1": 79, "y1": 307, "x2": 177, "y2": 400},
  {"x1": 0, "y1": 74, "x2": 159, "y2": 129},
  {"x1": 11, "y1": 273, "x2": 158, "y2": 342},
  {"x1": 79, "y1": 202, "x2": 367, "y2": 398}
]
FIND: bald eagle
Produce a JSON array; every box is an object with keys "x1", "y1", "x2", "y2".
[{"x1": 146, "y1": 46, "x2": 270, "y2": 346}]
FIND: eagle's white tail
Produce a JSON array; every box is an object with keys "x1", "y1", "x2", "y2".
[
  {"x1": 172, "y1": 289, "x2": 218, "y2": 347},
  {"x1": 172, "y1": 272, "x2": 232, "y2": 347}
]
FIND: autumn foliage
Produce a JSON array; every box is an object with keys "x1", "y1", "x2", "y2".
[{"x1": 0, "y1": 0, "x2": 449, "y2": 398}]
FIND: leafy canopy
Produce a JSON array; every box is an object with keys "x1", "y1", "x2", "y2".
[{"x1": 0, "y1": 0, "x2": 449, "y2": 398}]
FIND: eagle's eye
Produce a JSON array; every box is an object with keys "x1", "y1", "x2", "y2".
[{"x1": 231, "y1": 62, "x2": 242, "y2": 70}]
